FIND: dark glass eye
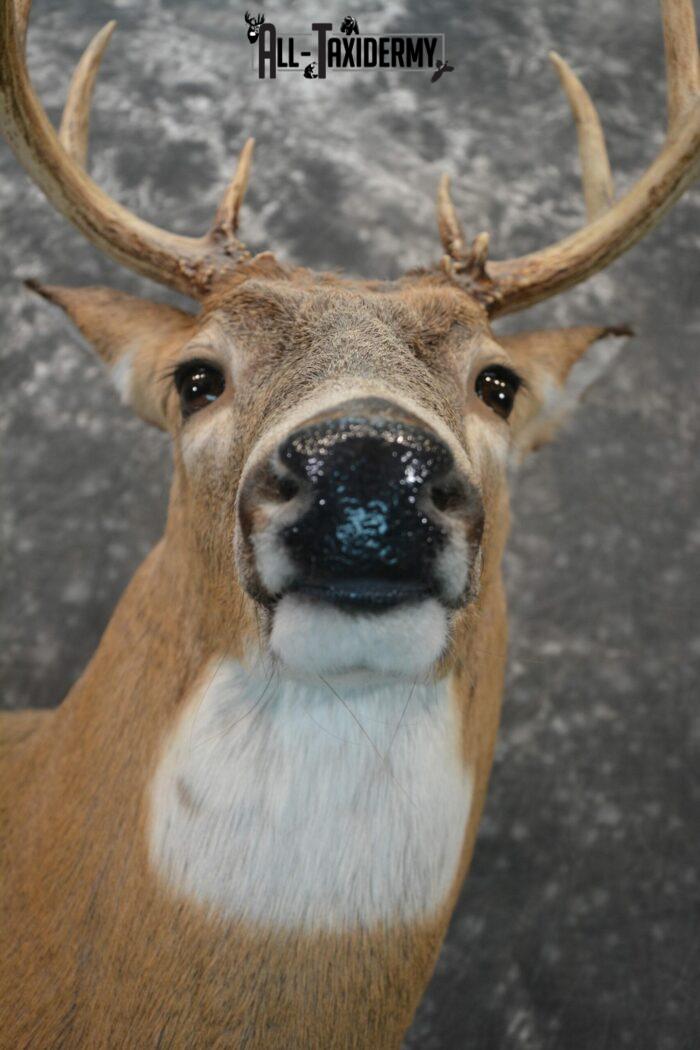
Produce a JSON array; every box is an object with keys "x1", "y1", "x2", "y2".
[
  {"x1": 475, "y1": 365, "x2": 521, "y2": 420},
  {"x1": 174, "y1": 361, "x2": 225, "y2": 419}
]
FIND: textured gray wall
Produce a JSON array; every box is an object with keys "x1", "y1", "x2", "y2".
[{"x1": 1, "y1": 1, "x2": 698, "y2": 1048}]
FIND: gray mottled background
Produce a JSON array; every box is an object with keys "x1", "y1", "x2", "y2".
[{"x1": 1, "y1": 1, "x2": 699, "y2": 1047}]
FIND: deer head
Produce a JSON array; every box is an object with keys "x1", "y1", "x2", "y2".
[
  {"x1": 245, "y1": 10, "x2": 265, "y2": 44},
  {"x1": 0, "y1": 0, "x2": 698, "y2": 683}
]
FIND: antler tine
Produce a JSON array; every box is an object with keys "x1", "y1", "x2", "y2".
[
  {"x1": 663, "y1": 0, "x2": 700, "y2": 131},
  {"x1": 58, "y1": 21, "x2": 116, "y2": 168},
  {"x1": 436, "y1": 0, "x2": 700, "y2": 317},
  {"x1": 437, "y1": 174, "x2": 468, "y2": 259},
  {"x1": 209, "y1": 137, "x2": 255, "y2": 244},
  {"x1": 468, "y1": 230, "x2": 490, "y2": 278},
  {"x1": 437, "y1": 174, "x2": 491, "y2": 280},
  {"x1": 549, "y1": 51, "x2": 614, "y2": 221},
  {"x1": 0, "y1": 0, "x2": 256, "y2": 298}
]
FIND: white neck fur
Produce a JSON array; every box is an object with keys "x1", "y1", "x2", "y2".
[{"x1": 148, "y1": 658, "x2": 472, "y2": 931}]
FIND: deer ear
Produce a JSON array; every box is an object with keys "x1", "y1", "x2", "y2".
[
  {"x1": 26, "y1": 281, "x2": 196, "y2": 429},
  {"x1": 498, "y1": 324, "x2": 633, "y2": 458}
]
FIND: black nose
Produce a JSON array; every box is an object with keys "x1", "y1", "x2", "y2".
[{"x1": 277, "y1": 407, "x2": 464, "y2": 609}]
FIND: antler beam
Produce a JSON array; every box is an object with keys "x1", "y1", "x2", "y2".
[
  {"x1": 0, "y1": 0, "x2": 258, "y2": 298},
  {"x1": 437, "y1": 0, "x2": 700, "y2": 316}
]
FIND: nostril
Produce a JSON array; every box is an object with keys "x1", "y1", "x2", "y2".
[
  {"x1": 275, "y1": 475, "x2": 300, "y2": 502},
  {"x1": 430, "y1": 482, "x2": 467, "y2": 514}
]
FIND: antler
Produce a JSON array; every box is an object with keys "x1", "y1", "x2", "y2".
[
  {"x1": 437, "y1": 0, "x2": 700, "y2": 316},
  {"x1": 57, "y1": 20, "x2": 116, "y2": 167},
  {"x1": 0, "y1": 0, "x2": 258, "y2": 298}
]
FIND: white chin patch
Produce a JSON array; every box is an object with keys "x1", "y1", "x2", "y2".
[
  {"x1": 269, "y1": 595, "x2": 448, "y2": 680},
  {"x1": 148, "y1": 660, "x2": 472, "y2": 931}
]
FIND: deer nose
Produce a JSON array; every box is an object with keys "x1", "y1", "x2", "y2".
[{"x1": 272, "y1": 403, "x2": 469, "y2": 609}]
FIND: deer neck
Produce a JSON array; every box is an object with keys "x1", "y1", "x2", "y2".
[
  {"x1": 148, "y1": 652, "x2": 473, "y2": 932},
  {"x1": 22, "y1": 518, "x2": 503, "y2": 933},
  {"x1": 137, "y1": 528, "x2": 500, "y2": 934}
]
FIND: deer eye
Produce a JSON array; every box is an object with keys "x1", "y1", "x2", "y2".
[
  {"x1": 174, "y1": 361, "x2": 225, "y2": 419},
  {"x1": 475, "y1": 365, "x2": 521, "y2": 420}
]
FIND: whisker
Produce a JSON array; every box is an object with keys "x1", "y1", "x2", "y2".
[
  {"x1": 383, "y1": 675, "x2": 418, "y2": 762},
  {"x1": 300, "y1": 702, "x2": 362, "y2": 746},
  {"x1": 316, "y1": 673, "x2": 416, "y2": 808},
  {"x1": 316, "y1": 673, "x2": 380, "y2": 753},
  {"x1": 187, "y1": 651, "x2": 229, "y2": 752},
  {"x1": 194, "y1": 668, "x2": 276, "y2": 749}
]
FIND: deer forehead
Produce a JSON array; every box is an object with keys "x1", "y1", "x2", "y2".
[{"x1": 201, "y1": 278, "x2": 491, "y2": 355}]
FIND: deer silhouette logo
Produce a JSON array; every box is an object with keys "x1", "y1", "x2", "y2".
[
  {"x1": 430, "y1": 59, "x2": 455, "y2": 83},
  {"x1": 340, "y1": 16, "x2": 359, "y2": 35},
  {"x1": 244, "y1": 11, "x2": 265, "y2": 43}
]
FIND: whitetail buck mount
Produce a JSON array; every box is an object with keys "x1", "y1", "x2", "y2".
[{"x1": 0, "y1": 0, "x2": 698, "y2": 1046}]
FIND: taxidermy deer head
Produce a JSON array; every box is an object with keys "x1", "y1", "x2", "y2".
[{"x1": 0, "y1": 0, "x2": 697, "y2": 1047}]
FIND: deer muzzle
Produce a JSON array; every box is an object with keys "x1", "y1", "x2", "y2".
[{"x1": 238, "y1": 397, "x2": 484, "y2": 615}]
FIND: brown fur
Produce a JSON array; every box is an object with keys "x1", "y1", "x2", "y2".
[{"x1": 1, "y1": 268, "x2": 626, "y2": 1047}]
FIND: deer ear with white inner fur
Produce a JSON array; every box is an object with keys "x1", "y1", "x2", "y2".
[
  {"x1": 25, "y1": 282, "x2": 197, "y2": 430},
  {"x1": 498, "y1": 324, "x2": 633, "y2": 458}
]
